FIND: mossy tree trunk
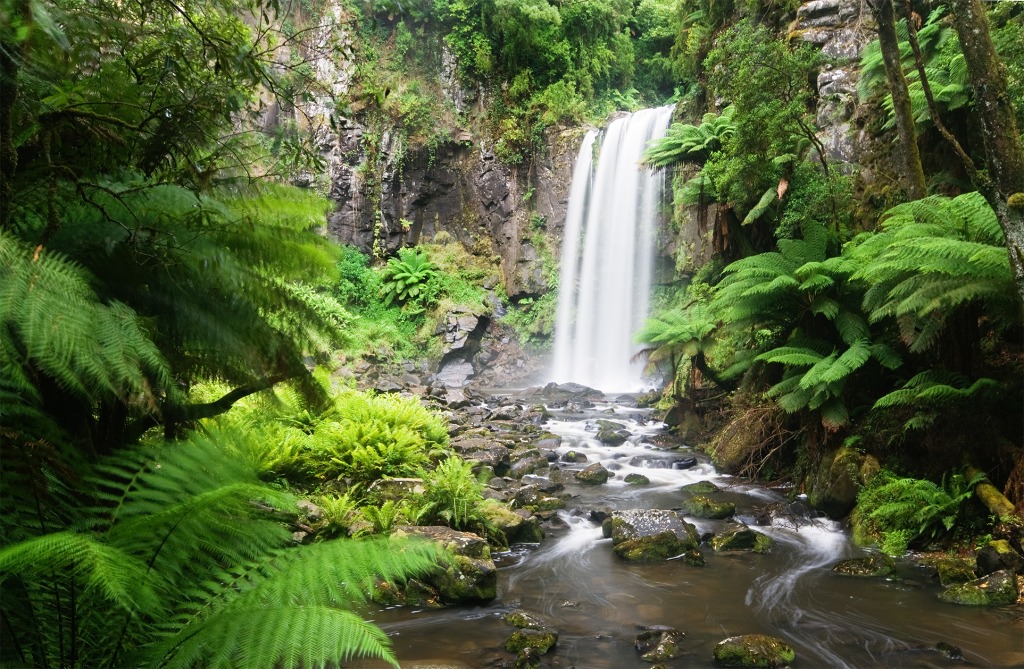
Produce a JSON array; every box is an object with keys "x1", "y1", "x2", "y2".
[
  {"x1": 947, "y1": 0, "x2": 1024, "y2": 309},
  {"x1": 870, "y1": 0, "x2": 927, "y2": 199}
]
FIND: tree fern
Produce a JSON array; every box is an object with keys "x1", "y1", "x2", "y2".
[
  {"x1": 0, "y1": 427, "x2": 442, "y2": 669},
  {"x1": 0, "y1": 230, "x2": 172, "y2": 413},
  {"x1": 641, "y1": 106, "x2": 736, "y2": 167},
  {"x1": 872, "y1": 369, "x2": 1001, "y2": 432},
  {"x1": 849, "y1": 192, "x2": 1017, "y2": 353}
]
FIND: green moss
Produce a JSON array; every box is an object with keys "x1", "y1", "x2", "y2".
[{"x1": 505, "y1": 629, "x2": 558, "y2": 654}]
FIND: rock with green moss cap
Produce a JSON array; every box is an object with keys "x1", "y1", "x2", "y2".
[
  {"x1": 391, "y1": 526, "x2": 497, "y2": 604},
  {"x1": 831, "y1": 554, "x2": 895, "y2": 577},
  {"x1": 605, "y1": 509, "x2": 702, "y2": 563},
  {"x1": 938, "y1": 569, "x2": 1019, "y2": 606},
  {"x1": 681, "y1": 481, "x2": 721, "y2": 494},
  {"x1": 635, "y1": 626, "x2": 685, "y2": 662},
  {"x1": 505, "y1": 628, "x2": 558, "y2": 654},
  {"x1": 504, "y1": 609, "x2": 548, "y2": 630},
  {"x1": 679, "y1": 495, "x2": 736, "y2": 520},
  {"x1": 976, "y1": 539, "x2": 1024, "y2": 576},
  {"x1": 934, "y1": 556, "x2": 976, "y2": 586},
  {"x1": 596, "y1": 420, "x2": 630, "y2": 445},
  {"x1": 713, "y1": 634, "x2": 795, "y2": 668},
  {"x1": 711, "y1": 524, "x2": 774, "y2": 553},
  {"x1": 806, "y1": 446, "x2": 880, "y2": 519},
  {"x1": 575, "y1": 463, "x2": 610, "y2": 484}
]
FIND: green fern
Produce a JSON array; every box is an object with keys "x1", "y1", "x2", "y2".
[
  {"x1": 380, "y1": 248, "x2": 438, "y2": 307},
  {"x1": 849, "y1": 192, "x2": 1016, "y2": 353},
  {"x1": 872, "y1": 369, "x2": 1001, "y2": 432},
  {"x1": 853, "y1": 469, "x2": 985, "y2": 555},
  {"x1": 0, "y1": 230, "x2": 172, "y2": 415},
  {"x1": 0, "y1": 428, "x2": 442, "y2": 669},
  {"x1": 641, "y1": 105, "x2": 736, "y2": 167}
]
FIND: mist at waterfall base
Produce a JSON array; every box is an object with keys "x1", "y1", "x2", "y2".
[
  {"x1": 549, "y1": 106, "x2": 675, "y2": 393},
  {"x1": 351, "y1": 399, "x2": 1023, "y2": 669}
]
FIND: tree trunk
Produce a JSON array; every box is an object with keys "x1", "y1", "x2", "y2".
[
  {"x1": 0, "y1": 0, "x2": 29, "y2": 230},
  {"x1": 947, "y1": 0, "x2": 1024, "y2": 308},
  {"x1": 870, "y1": 0, "x2": 927, "y2": 199}
]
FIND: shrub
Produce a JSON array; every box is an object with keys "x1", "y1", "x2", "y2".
[{"x1": 853, "y1": 470, "x2": 984, "y2": 555}]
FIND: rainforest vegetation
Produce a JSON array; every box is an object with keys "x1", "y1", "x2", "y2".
[{"x1": 1, "y1": 0, "x2": 1022, "y2": 666}]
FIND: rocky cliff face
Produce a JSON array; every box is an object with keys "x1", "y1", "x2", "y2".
[{"x1": 326, "y1": 121, "x2": 581, "y2": 300}]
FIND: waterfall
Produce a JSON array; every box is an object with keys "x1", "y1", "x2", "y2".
[{"x1": 550, "y1": 106, "x2": 674, "y2": 391}]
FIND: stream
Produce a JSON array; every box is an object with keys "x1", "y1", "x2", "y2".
[{"x1": 355, "y1": 398, "x2": 1024, "y2": 668}]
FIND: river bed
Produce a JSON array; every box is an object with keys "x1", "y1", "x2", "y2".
[{"x1": 356, "y1": 399, "x2": 1024, "y2": 668}]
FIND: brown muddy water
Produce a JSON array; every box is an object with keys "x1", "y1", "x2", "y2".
[{"x1": 355, "y1": 401, "x2": 1024, "y2": 669}]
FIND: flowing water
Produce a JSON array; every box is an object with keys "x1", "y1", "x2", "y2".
[
  {"x1": 356, "y1": 400, "x2": 1024, "y2": 668},
  {"x1": 550, "y1": 106, "x2": 674, "y2": 391}
]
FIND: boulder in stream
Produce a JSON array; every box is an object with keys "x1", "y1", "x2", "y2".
[
  {"x1": 679, "y1": 494, "x2": 736, "y2": 520},
  {"x1": 603, "y1": 509, "x2": 702, "y2": 563},
  {"x1": 635, "y1": 626, "x2": 685, "y2": 662},
  {"x1": 711, "y1": 524, "x2": 774, "y2": 553},
  {"x1": 387, "y1": 526, "x2": 497, "y2": 604},
  {"x1": 713, "y1": 634, "x2": 795, "y2": 668},
  {"x1": 595, "y1": 419, "x2": 630, "y2": 445},
  {"x1": 976, "y1": 539, "x2": 1024, "y2": 576},
  {"x1": 938, "y1": 569, "x2": 1019, "y2": 606},
  {"x1": 575, "y1": 462, "x2": 610, "y2": 484},
  {"x1": 831, "y1": 554, "x2": 895, "y2": 578},
  {"x1": 504, "y1": 628, "x2": 558, "y2": 654}
]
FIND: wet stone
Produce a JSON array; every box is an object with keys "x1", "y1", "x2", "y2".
[
  {"x1": 681, "y1": 481, "x2": 721, "y2": 494},
  {"x1": 713, "y1": 634, "x2": 796, "y2": 668},
  {"x1": 679, "y1": 495, "x2": 736, "y2": 520},
  {"x1": 938, "y1": 569, "x2": 1019, "y2": 606},
  {"x1": 575, "y1": 462, "x2": 610, "y2": 485},
  {"x1": 832, "y1": 554, "x2": 895, "y2": 577},
  {"x1": 635, "y1": 626, "x2": 685, "y2": 662}
]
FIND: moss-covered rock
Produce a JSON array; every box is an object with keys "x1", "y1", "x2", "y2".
[
  {"x1": 391, "y1": 526, "x2": 497, "y2": 604},
  {"x1": 504, "y1": 609, "x2": 547, "y2": 630},
  {"x1": 806, "y1": 447, "x2": 879, "y2": 520},
  {"x1": 976, "y1": 539, "x2": 1024, "y2": 576},
  {"x1": 505, "y1": 628, "x2": 558, "y2": 654},
  {"x1": 711, "y1": 524, "x2": 773, "y2": 553},
  {"x1": 575, "y1": 463, "x2": 610, "y2": 484},
  {"x1": 596, "y1": 420, "x2": 630, "y2": 445},
  {"x1": 934, "y1": 556, "x2": 977, "y2": 586},
  {"x1": 713, "y1": 634, "x2": 795, "y2": 668},
  {"x1": 938, "y1": 569, "x2": 1019, "y2": 606},
  {"x1": 831, "y1": 554, "x2": 895, "y2": 578},
  {"x1": 681, "y1": 481, "x2": 721, "y2": 494},
  {"x1": 680, "y1": 495, "x2": 736, "y2": 520},
  {"x1": 614, "y1": 531, "x2": 694, "y2": 562},
  {"x1": 604, "y1": 512, "x2": 705, "y2": 564},
  {"x1": 635, "y1": 627, "x2": 685, "y2": 662}
]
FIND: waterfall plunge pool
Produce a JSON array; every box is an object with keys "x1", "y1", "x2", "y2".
[{"x1": 353, "y1": 399, "x2": 1024, "y2": 669}]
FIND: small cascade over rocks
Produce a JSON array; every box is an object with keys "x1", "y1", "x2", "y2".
[{"x1": 550, "y1": 106, "x2": 674, "y2": 392}]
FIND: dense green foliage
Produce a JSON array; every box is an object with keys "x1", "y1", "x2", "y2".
[
  {"x1": 0, "y1": 429, "x2": 441, "y2": 668},
  {"x1": 853, "y1": 470, "x2": 985, "y2": 555}
]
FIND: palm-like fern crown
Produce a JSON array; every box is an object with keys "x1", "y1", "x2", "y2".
[
  {"x1": 0, "y1": 428, "x2": 442, "y2": 669},
  {"x1": 848, "y1": 192, "x2": 1017, "y2": 353},
  {"x1": 710, "y1": 221, "x2": 901, "y2": 429},
  {"x1": 641, "y1": 106, "x2": 736, "y2": 167},
  {"x1": 0, "y1": 230, "x2": 174, "y2": 427}
]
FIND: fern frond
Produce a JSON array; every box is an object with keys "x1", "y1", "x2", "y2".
[
  {"x1": 0, "y1": 532, "x2": 161, "y2": 615},
  {"x1": 154, "y1": 607, "x2": 401, "y2": 669}
]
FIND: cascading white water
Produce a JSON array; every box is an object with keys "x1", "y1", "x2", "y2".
[{"x1": 550, "y1": 106, "x2": 674, "y2": 391}]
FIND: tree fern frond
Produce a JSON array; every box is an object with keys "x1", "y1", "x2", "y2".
[
  {"x1": 154, "y1": 607, "x2": 400, "y2": 669},
  {"x1": 0, "y1": 532, "x2": 161, "y2": 615}
]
